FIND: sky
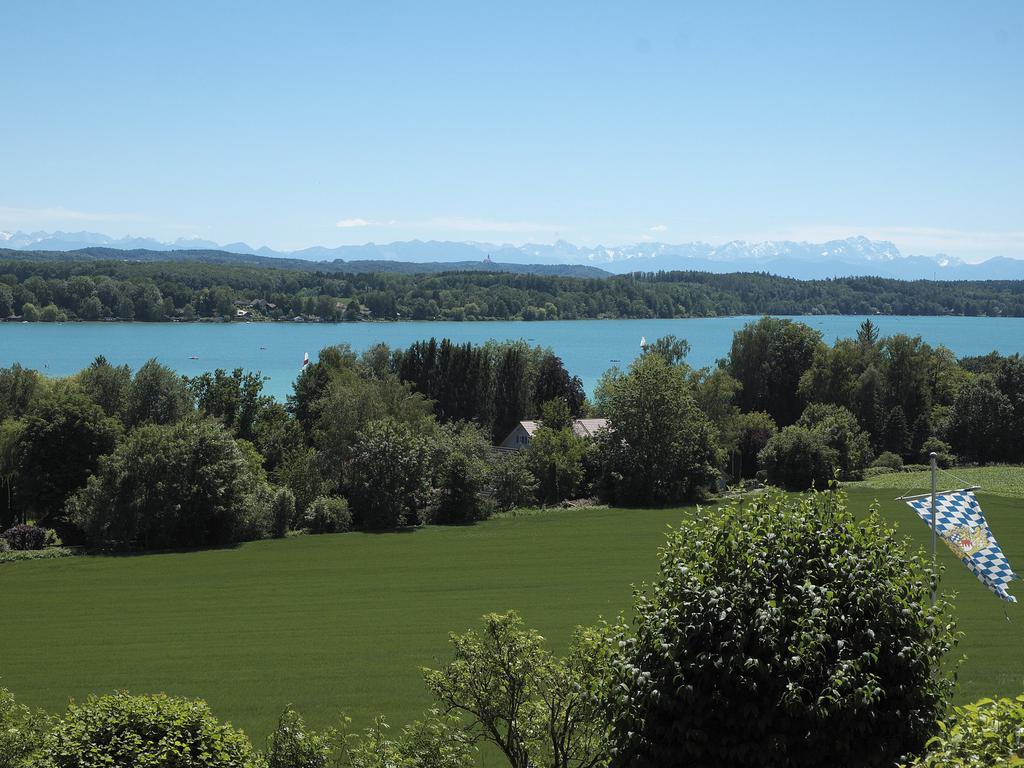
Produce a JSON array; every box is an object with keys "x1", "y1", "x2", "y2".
[{"x1": 1, "y1": 0, "x2": 1022, "y2": 260}]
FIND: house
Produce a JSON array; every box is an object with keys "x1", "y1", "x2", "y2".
[{"x1": 498, "y1": 418, "x2": 608, "y2": 451}]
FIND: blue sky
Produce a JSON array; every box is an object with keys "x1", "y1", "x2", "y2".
[{"x1": 1, "y1": 0, "x2": 1022, "y2": 259}]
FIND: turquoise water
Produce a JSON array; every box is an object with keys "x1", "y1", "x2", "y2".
[{"x1": 3, "y1": 316, "x2": 1024, "y2": 400}]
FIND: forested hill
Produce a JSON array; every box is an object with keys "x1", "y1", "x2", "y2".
[
  {"x1": 0, "y1": 247, "x2": 611, "y2": 278},
  {"x1": 1, "y1": 253, "x2": 1024, "y2": 321}
]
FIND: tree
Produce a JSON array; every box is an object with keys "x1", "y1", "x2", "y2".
[
  {"x1": 596, "y1": 353, "x2": 718, "y2": 505},
  {"x1": 643, "y1": 334, "x2": 690, "y2": 367},
  {"x1": 758, "y1": 424, "x2": 837, "y2": 490},
  {"x1": 490, "y1": 451, "x2": 538, "y2": 511},
  {"x1": 15, "y1": 390, "x2": 120, "y2": 528},
  {"x1": 190, "y1": 367, "x2": 271, "y2": 441},
  {"x1": 797, "y1": 402, "x2": 873, "y2": 479},
  {"x1": 124, "y1": 358, "x2": 192, "y2": 427},
  {"x1": 432, "y1": 422, "x2": 496, "y2": 524},
  {"x1": 76, "y1": 355, "x2": 131, "y2": 418},
  {"x1": 493, "y1": 345, "x2": 531, "y2": 442},
  {"x1": 424, "y1": 611, "x2": 609, "y2": 768},
  {"x1": 348, "y1": 418, "x2": 431, "y2": 529},
  {"x1": 730, "y1": 410, "x2": 777, "y2": 479},
  {"x1": 67, "y1": 418, "x2": 261, "y2": 550},
  {"x1": 0, "y1": 364, "x2": 48, "y2": 422},
  {"x1": 604, "y1": 488, "x2": 957, "y2": 768},
  {"x1": 38, "y1": 692, "x2": 258, "y2": 768},
  {"x1": 724, "y1": 317, "x2": 824, "y2": 426},
  {"x1": 265, "y1": 707, "x2": 333, "y2": 768},
  {"x1": 270, "y1": 487, "x2": 295, "y2": 538},
  {"x1": 526, "y1": 425, "x2": 588, "y2": 504},
  {"x1": 946, "y1": 375, "x2": 1013, "y2": 464},
  {"x1": 533, "y1": 353, "x2": 586, "y2": 417},
  {"x1": 883, "y1": 404, "x2": 911, "y2": 457}
]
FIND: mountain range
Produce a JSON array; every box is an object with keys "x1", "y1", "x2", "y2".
[{"x1": 3, "y1": 230, "x2": 1024, "y2": 281}]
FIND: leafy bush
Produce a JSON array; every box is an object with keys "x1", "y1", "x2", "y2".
[
  {"x1": 758, "y1": 424, "x2": 838, "y2": 489},
  {"x1": 873, "y1": 450, "x2": 905, "y2": 470},
  {"x1": 903, "y1": 695, "x2": 1024, "y2": 767},
  {"x1": 490, "y1": 452, "x2": 538, "y2": 511},
  {"x1": 38, "y1": 692, "x2": 258, "y2": 768},
  {"x1": 431, "y1": 422, "x2": 496, "y2": 524},
  {"x1": 904, "y1": 463, "x2": 930, "y2": 472},
  {"x1": 266, "y1": 706, "x2": 333, "y2": 768},
  {"x1": 67, "y1": 418, "x2": 259, "y2": 550},
  {"x1": 864, "y1": 466, "x2": 897, "y2": 478},
  {"x1": 525, "y1": 425, "x2": 588, "y2": 504},
  {"x1": 271, "y1": 487, "x2": 296, "y2": 538},
  {"x1": 0, "y1": 686, "x2": 49, "y2": 768},
  {"x1": 604, "y1": 488, "x2": 958, "y2": 768},
  {"x1": 0, "y1": 547, "x2": 74, "y2": 564},
  {"x1": 303, "y1": 496, "x2": 352, "y2": 534},
  {"x1": 1, "y1": 524, "x2": 51, "y2": 551}
]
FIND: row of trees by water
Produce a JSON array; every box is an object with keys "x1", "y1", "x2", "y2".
[
  {"x1": 4, "y1": 257, "x2": 1024, "y2": 322},
  {"x1": 3, "y1": 318, "x2": 1024, "y2": 554}
]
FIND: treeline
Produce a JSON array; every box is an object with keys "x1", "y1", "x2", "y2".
[
  {"x1": 4, "y1": 489, "x2": 1004, "y2": 767},
  {"x1": 4, "y1": 318, "x2": 1024, "y2": 552},
  {"x1": 3, "y1": 256, "x2": 1024, "y2": 322}
]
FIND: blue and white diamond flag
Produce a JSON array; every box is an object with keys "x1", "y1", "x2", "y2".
[{"x1": 904, "y1": 490, "x2": 1017, "y2": 603}]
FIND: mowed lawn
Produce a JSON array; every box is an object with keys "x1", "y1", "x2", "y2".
[{"x1": 1, "y1": 487, "x2": 1022, "y2": 745}]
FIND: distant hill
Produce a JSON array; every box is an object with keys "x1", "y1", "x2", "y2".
[
  {"x1": 0, "y1": 247, "x2": 611, "y2": 279},
  {"x1": 4, "y1": 230, "x2": 1024, "y2": 280}
]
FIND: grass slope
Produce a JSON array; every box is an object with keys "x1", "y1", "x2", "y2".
[
  {"x1": 1, "y1": 489, "x2": 1021, "y2": 745},
  {"x1": 853, "y1": 465, "x2": 1024, "y2": 498}
]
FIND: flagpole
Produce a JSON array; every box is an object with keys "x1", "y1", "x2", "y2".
[{"x1": 930, "y1": 451, "x2": 938, "y2": 607}]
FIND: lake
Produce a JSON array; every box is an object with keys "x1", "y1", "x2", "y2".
[{"x1": 3, "y1": 316, "x2": 1024, "y2": 400}]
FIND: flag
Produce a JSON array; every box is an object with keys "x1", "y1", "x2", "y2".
[{"x1": 904, "y1": 490, "x2": 1017, "y2": 603}]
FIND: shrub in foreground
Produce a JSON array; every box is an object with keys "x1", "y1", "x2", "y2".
[
  {"x1": 0, "y1": 687, "x2": 49, "y2": 768},
  {"x1": 38, "y1": 692, "x2": 258, "y2": 768},
  {"x1": 903, "y1": 694, "x2": 1024, "y2": 767},
  {"x1": 604, "y1": 488, "x2": 958, "y2": 768}
]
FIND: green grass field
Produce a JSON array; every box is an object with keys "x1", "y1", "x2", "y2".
[
  {"x1": 1, "y1": 488, "x2": 1022, "y2": 748},
  {"x1": 852, "y1": 465, "x2": 1024, "y2": 498}
]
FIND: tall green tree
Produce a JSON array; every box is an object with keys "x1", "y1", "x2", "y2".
[
  {"x1": 724, "y1": 317, "x2": 824, "y2": 426},
  {"x1": 16, "y1": 390, "x2": 120, "y2": 528},
  {"x1": 124, "y1": 358, "x2": 192, "y2": 427},
  {"x1": 596, "y1": 353, "x2": 718, "y2": 505}
]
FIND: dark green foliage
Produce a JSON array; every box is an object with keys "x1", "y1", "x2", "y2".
[
  {"x1": 758, "y1": 424, "x2": 837, "y2": 490},
  {"x1": 394, "y1": 338, "x2": 496, "y2": 427},
  {"x1": 75, "y1": 356, "x2": 131, "y2": 418},
  {"x1": 1, "y1": 524, "x2": 52, "y2": 550},
  {"x1": 190, "y1": 367, "x2": 271, "y2": 441},
  {"x1": 15, "y1": 390, "x2": 120, "y2": 527},
  {"x1": 431, "y1": 422, "x2": 496, "y2": 524},
  {"x1": 533, "y1": 352, "x2": 586, "y2": 417},
  {"x1": 8, "y1": 254, "x2": 1024, "y2": 322},
  {"x1": 38, "y1": 692, "x2": 258, "y2": 768},
  {"x1": 302, "y1": 496, "x2": 352, "y2": 534},
  {"x1": 947, "y1": 375, "x2": 1012, "y2": 464},
  {"x1": 493, "y1": 345, "x2": 531, "y2": 442},
  {"x1": 489, "y1": 451, "x2": 538, "y2": 511},
  {"x1": 729, "y1": 410, "x2": 777, "y2": 479},
  {"x1": 271, "y1": 487, "x2": 295, "y2": 538},
  {"x1": 124, "y1": 358, "x2": 192, "y2": 427},
  {"x1": 872, "y1": 450, "x2": 904, "y2": 470},
  {"x1": 725, "y1": 317, "x2": 824, "y2": 426},
  {"x1": 604, "y1": 488, "x2": 958, "y2": 768},
  {"x1": 596, "y1": 353, "x2": 718, "y2": 505},
  {"x1": 67, "y1": 418, "x2": 260, "y2": 550},
  {"x1": 0, "y1": 364, "x2": 47, "y2": 422},
  {"x1": 797, "y1": 402, "x2": 874, "y2": 479},
  {"x1": 348, "y1": 418, "x2": 431, "y2": 529},
  {"x1": 883, "y1": 405, "x2": 912, "y2": 456},
  {"x1": 526, "y1": 426, "x2": 588, "y2": 504}
]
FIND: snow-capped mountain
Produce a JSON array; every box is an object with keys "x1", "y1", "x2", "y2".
[{"x1": 1, "y1": 230, "x2": 1021, "y2": 281}]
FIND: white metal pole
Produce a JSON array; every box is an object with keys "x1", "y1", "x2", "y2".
[{"x1": 930, "y1": 451, "x2": 938, "y2": 606}]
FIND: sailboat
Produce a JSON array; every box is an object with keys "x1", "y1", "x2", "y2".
[
  {"x1": 640, "y1": 336, "x2": 648, "y2": 350},
  {"x1": 302, "y1": 352, "x2": 309, "y2": 369}
]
